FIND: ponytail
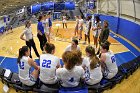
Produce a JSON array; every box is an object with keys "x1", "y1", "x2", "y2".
[
  {"x1": 90, "y1": 56, "x2": 100, "y2": 69},
  {"x1": 17, "y1": 48, "x2": 23, "y2": 64},
  {"x1": 17, "y1": 46, "x2": 29, "y2": 64},
  {"x1": 85, "y1": 45, "x2": 96, "y2": 59}
]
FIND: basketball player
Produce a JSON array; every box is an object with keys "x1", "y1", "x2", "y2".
[
  {"x1": 42, "y1": 14, "x2": 50, "y2": 43},
  {"x1": 78, "y1": 15, "x2": 84, "y2": 40},
  {"x1": 100, "y1": 41, "x2": 118, "y2": 79},
  {"x1": 83, "y1": 16, "x2": 92, "y2": 45},
  {"x1": 62, "y1": 14, "x2": 67, "y2": 29},
  {"x1": 17, "y1": 46, "x2": 39, "y2": 86},
  {"x1": 20, "y1": 20, "x2": 40, "y2": 58},
  {"x1": 72, "y1": 50, "x2": 83, "y2": 66},
  {"x1": 37, "y1": 15, "x2": 47, "y2": 51},
  {"x1": 48, "y1": 12, "x2": 52, "y2": 40},
  {"x1": 74, "y1": 16, "x2": 79, "y2": 37},
  {"x1": 56, "y1": 51, "x2": 85, "y2": 87},
  {"x1": 92, "y1": 16, "x2": 102, "y2": 48},
  {"x1": 65, "y1": 38, "x2": 80, "y2": 52},
  {"x1": 83, "y1": 46, "x2": 102, "y2": 85},
  {"x1": 39, "y1": 43, "x2": 60, "y2": 84}
]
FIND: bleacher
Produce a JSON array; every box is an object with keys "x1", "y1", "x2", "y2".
[{"x1": 0, "y1": 54, "x2": 139, "y2": 93}]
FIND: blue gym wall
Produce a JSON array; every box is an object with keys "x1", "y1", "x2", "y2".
[{"x1": 94, "y1": 14, "x2": 140, "y2": 49}]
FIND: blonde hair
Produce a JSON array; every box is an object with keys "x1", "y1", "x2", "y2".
[
  {"x1": 90, "y1": 56, "x2": 100, "y2": 69},
  {"x1": 62, "y1": 51, "x2": 78, "y2": 70},
  {"x1": 72, "y1": 50, "x2": 82, "y2": 65},
  {"x1": 85, "y1": 45, "x2": 96, "y2": 59}
]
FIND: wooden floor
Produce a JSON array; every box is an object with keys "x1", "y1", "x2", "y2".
[
  {"x1": 1, "y1": 21, "x2": 139, "y2": 93},
  {"x1": 0, "y1": 21, "x2": 128, "y2": 58}
]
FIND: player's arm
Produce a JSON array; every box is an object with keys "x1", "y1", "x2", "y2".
[
  {"x1": 56, "y1": 58, "x2": 60, "y2": 69},
  {"x1": 28, "y1": 58, "x2": 40, "y2": 70},
  {"x1": 20, "y1": 32, "x2": 26, "y2": 41},
  {"x1": 81, "y1": 67, "x2": 85, "y2": 81},
  {"x1": 100, "y1": 53, "x2": 106, "y2": 68}
]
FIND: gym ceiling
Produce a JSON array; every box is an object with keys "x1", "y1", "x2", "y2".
[{"x1": 0, "y1": 0, "x2": 82, "y2": 16}]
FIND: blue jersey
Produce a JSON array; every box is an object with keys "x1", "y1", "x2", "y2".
[
  {"x1": 48, "y1": 18, "x2": 52, "y2": 27},
  {"x1": 37, "y1": 22, "x2": 44, "y2": 34}
]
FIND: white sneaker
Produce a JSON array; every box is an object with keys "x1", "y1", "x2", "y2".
[{"x1": 83, "y1": 41, "x2": 86, "y2": 45}]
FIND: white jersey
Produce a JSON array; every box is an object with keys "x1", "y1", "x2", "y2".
[
  {"x1": 82, "y1": 57, "x2": 90, "y2": 67},
  {"x1": 93, "y1": 21, "x2": 101, "y2": 37},
  {"x1": 104, "y1": 51, "x2": 118, "y2": 79},
  {"x1": 62, "y1": 16, "x2": 67, "y2": 23},
  {"x1": 18, "y1": 56, "x2": 35, "y2": 86},
  {"x1": 75, "y1": 19, "x2": 79, "y2": 26},
  {"x1": 42, "y1": 19, "x2": 49, "y2": 34},
  {"x1": 86, "y1": 65, "x2": 103, "y2": 85},
  {"x1": 39, "y1": 54, "x2": 60, "y2": 84},
  {"x1": 85, "y1": 20, "x2": 91, "y2": 35},
  {"x1": 79, "y1": 19, "x2": 84, "y2": 26},
  {"x1": 82, "y1": 57, "x2": 90, "y2": 81},
  {"x1": 23, "y1": 27, "x2": 33, "y2": 41},
  {"x1": 56, "y1": 66, "x2": 84, "y2": 87},
  {"x1": 79, "y1": 19, "x2": 84, "y2": 31},
  {"x1": 65, "y1": 45, "x2": 80, "y2": 52},
  {"x1": 82, "y1": 57, "x2": 102, "y2": 85}
]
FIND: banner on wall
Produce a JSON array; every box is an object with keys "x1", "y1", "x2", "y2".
[
  {"x1": 31, "y1": 2, "x2": 75, "y2": 13},
  {"x1": 41, "y1": 2, "x2": 54, "y2": 11},
  {"x1": 31, "y1": 4, "x2": 41, "y2": 14},
  {"x1": 54, "y1": 2, "x2": 65, "y2": 11},
  {"x1": 65, "y1": 2, "x2": 75, "y2": 10}
]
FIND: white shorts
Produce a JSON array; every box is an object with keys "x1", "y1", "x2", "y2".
[
  {"x1": 93, "y1": 29, "x2": 101, "y2": 37},
  {"x1": 84, "y1": 28, "x2": 89, "y2": 35},
  {"x1": 62, "y1": 20, "x2": 67, "y2": 23},
  {"x1": 44, "y1": 28, "x2": 50, "y2": 35},
  {"x1": 20, "y1": 75, "x2": 36, "y2": 86}
]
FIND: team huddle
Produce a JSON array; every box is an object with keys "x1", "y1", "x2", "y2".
[
  {"x1": 18, "y1": 42, "x2": 118, "y2": 87},
  {"x1": 18, "y1": 14, "x2": 118, "y2": 88}
]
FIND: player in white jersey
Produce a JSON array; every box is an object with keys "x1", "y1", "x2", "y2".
[
  {"x1": 92, "y1": 16, "x2": 102, "y2": 49},
  {"x1": 78, "y1": 15, "x2": 84, "y2": 40},
  {"x1": 17, "y1": 46, "x2": 39, "y2": 86},
  {"x1": 74, "y1": 16, "x2": 79, "y2": 37},
  {"x1": 83, "y1": 16, "x2": 92, "y2": 45},
  {"x1": 82, "y1": 46, "x2": 102, "y2": 85},
  {"x1": 56, "y1": 51, "x2": 85, "y2": 87},
  {"x1": 62, "y1": 15, "x2": 67, "y2": 29},
  {"x1": 20, "y1": 20, "x2": 40, "y2": 58},
  {"x1": 42, "y1": 14, "x2": 50, "y2": 43},
  {"x1": 39, "y1": 43, "x2": 60, "y2": 84},
  {"x1": 100, "y1": 41, "x2": 118, "y2": 79},
  {"x1": 65, "y1": 39, "x2": 80, "y2": 52}
]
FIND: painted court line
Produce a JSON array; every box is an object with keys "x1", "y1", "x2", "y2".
[{"x1": 0, "y1": 57, "x2": 6, "y2": 65}]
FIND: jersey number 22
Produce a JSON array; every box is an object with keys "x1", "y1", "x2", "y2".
[{"x1": 42, "y1": 60, "x2": 51, "y2": 68}]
